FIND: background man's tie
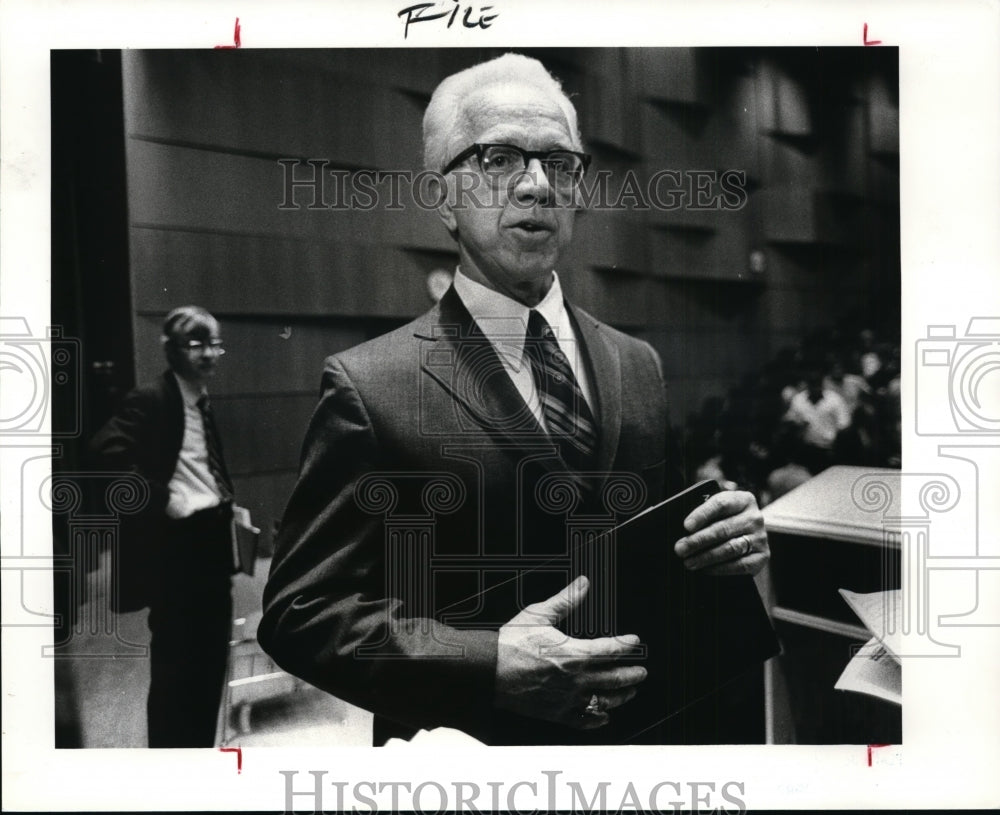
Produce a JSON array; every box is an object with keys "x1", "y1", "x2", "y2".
[
  {"x1": 526, "y1": 309, "x2": 598, "y2": 473},
  {"x1": 197, "y1": 394, "x2": 234, "y2": 502}
]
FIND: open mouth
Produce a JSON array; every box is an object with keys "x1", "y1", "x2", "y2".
[{"x1": 511, "y1": 220, "x2": 552, "y2": 234}]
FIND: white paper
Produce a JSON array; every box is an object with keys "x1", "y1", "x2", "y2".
[
  {"x1": 835, "y1": 636, "x2": 902, "y2": 706},
  {"x1": 385, "y1": 727, "x2": 486, "y2": 748},
  {"x1": 839, "y1": 588, "x2": 902, "y2": 661}
]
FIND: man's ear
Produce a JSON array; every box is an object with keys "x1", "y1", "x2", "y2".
[
  {"x1": 163, "y1": 347, "x2": 181, "y2": 373},
  {"x1": 428, "y1": 173, "x2": 458, "y2": 235}
]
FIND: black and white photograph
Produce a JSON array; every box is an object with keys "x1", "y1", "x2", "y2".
[{"x1": 2, "y1": 1, "x2": 998, "y2": 812}]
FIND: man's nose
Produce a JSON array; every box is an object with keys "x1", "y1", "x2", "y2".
[{"x1": 510, "y1": 157, "x2": 553, "y2": 203}]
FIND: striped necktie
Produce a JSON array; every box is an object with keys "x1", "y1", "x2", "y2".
[
  {"x1": 197, "y1": 394, "x2": 234, "y2": 502},
  {"x1": 526, "y1": 309, "x2": 597, "y2": 472}
]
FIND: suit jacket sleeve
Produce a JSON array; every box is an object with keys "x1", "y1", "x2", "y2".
[
  {"x1": 646, "y1": 340, "x2": 686, "y2": 495},
  {"x1": 89, "y1": 383, "x2": 176, "y2": 612},
  {"x1": 258, "y1": 356, "x2": 500, "y2": 740},
  {"x1": 89, "y1": 385, "x2": 170, "y2": 515}
]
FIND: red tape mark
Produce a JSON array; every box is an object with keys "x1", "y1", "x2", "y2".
[
  {"x1": 219, "y1": 746, "x2": 242, "y2": 773},
  {"x1": 863, "y1": 23, "x2": 882, "y2": 46},
  {"x1": 215, "y1": 17, "x2": 241, "y2": 49},
  {"x1": 867, "y1": 743, "x2": 891, "y2": 766}
]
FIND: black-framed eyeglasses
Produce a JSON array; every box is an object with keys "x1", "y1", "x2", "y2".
[
  {"x1": 442, "y1": 143, "x2": 591, "y2": 187},
  {"x1": 177, "y1": 339, "x2": 226, "y2": 356}
]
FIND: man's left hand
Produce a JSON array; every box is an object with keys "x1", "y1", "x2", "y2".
[{"x1": 673, "y1": 490, "x2": 769, "y2": 576}]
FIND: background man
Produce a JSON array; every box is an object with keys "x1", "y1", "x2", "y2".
[
  {"x1": 259, "y1": 54, "x2": 770, "y2": 745},
  {"x1": 91, "y1": 305, "x2": 235, "y2": 747},
  {"x1": 784, "y1": 369, "x2": 852, "y2": 473}
]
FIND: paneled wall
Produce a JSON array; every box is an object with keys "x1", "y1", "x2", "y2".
[{"x1": 120, "y1": 47, "x2": 899, "y2": 549}]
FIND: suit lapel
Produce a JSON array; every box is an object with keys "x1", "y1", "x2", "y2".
[
  {"x1": 568, "y1": 303, "x2": 623, "y2": 475},
  {"x1": 418, "y1": 286, "x2": 546, "y2": 445},
  {"x1": 419, "y1": 286, "x2": 624, "y2": 484},
  {"x1": 162, "y1": 371, "x2": 186, "y2": 471}
]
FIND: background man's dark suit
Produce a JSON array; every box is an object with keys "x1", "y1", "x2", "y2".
[
  {"x1": 92, "y1": 372, "x2": 184, "y2": 612},
  {"x1": 91, "y1": 370, "x2": 234, "y2": 747},
  {"x1": 259, "y1": 286, "x2": 671, "y2": 745}
]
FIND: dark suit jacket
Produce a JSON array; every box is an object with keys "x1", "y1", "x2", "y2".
[
  {"x1": 258, "y1": 287, "x2": 671, "y2": 745},
  {"x1": 89, "y1": 371, "x2": 191, "y2": 611}
]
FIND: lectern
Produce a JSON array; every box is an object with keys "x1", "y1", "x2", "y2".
[{"x1": 761, "y1": 465, "x2": 902, "y2": 744}]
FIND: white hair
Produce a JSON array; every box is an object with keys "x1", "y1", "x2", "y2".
[{"x1": 422, "y1": 53, "x2": 582, "y2": 172}]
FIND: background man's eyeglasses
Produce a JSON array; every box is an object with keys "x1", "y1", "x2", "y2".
[
  {"x1": 177, "y1": 340, "x2": 226, "y2": 356},
  {"x1": 442, "y1": 143, "x2": 591, "y2": 188}
]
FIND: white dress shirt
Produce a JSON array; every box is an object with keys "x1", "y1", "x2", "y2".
[
  {"x1": 784, "y1": 388, "x2": 852, "y2": 450},
  {"x1": 452, "y1": 268, "x2": 597, "y2": 432},
  {"x1": 165, "y1": 373, "x2": 226, "y2": 519}
]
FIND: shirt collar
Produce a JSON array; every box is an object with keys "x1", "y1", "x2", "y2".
[
  {"x1": 452, "y1": 267, "x2": 571, "y2": 372},
  {"x1": 172, "y1": 371, "x2": 207, "y2": 407}
]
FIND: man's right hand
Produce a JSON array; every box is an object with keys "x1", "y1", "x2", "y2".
[{"x1": 494, "y1": 575, "x2": 647, "y2": 729}]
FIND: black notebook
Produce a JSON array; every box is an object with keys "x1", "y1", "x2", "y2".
[{"x1": 565, "y1": 479, "x2": 780, "y2": 744}]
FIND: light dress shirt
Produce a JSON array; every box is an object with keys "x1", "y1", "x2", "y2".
[
  {"x1": 452, "y1": 268, "x2": 597, "y2": 433},
  {"x1": 165, "y1": 373, "x2": 226, "y2": 519},
  {"x1": 784, "y1": 388, "x2": 851, "y2": 450}
]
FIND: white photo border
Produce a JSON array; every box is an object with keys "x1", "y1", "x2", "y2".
[{"x1": 2, "y1": 0, "x2": 998, "y2": 810}]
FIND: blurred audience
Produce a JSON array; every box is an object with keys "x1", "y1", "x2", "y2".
[
  {"x1": 783, "y1": 369, "x2": 851, "y2": 473},
  {"x1": 682, "y1": 322, "x2": 902, "y2": 506},
  {"x1": 824, "y1": 357, "x2": 871, "y2": 415}
]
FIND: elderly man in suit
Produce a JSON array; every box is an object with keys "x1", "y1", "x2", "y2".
[
  {"x1": 91, "y1": 305, "x2": 235, "y2": 747},
  {"x1": 259, "y1": 54, "x2": 769, "y2": 745}
]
